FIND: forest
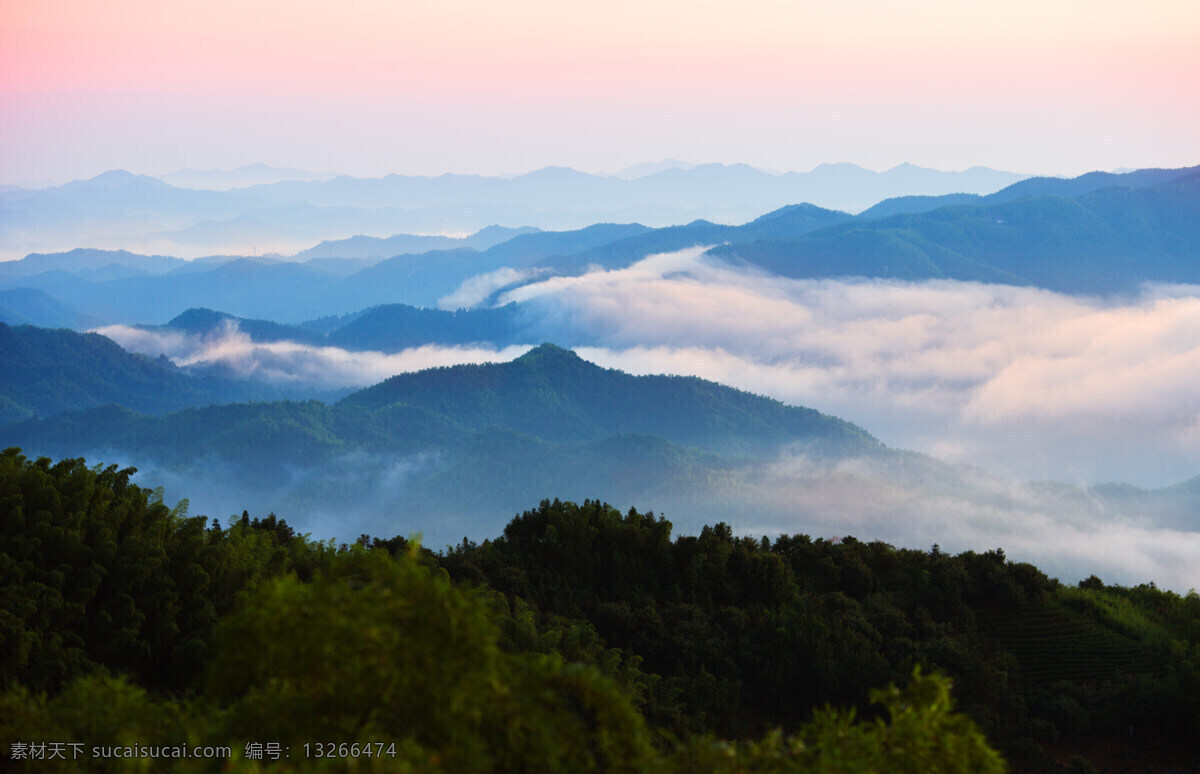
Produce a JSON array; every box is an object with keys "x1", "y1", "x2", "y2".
[{"x1": 2, "y1": 448, "x2": 1197, "y2": 772}]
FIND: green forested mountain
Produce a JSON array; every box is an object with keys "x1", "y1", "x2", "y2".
[
  {"x1": 0, "y1": 323, "x2": 348, "y2": 425},
  {"x1": 2, "y1": 341, "x2": 875, "y2": 461},
  {"x1": 339, "y1": 343, "x2": 874, "y2": 456},
  {"x1": 1, "y1": 344, "x2": 879, "y2": 540},
  {"x1": 0, "y1": 324, "x2": 277, "y2": 425},
  {"x1": 2, "y1": 449, "x2": 1196, "y2": 772}
]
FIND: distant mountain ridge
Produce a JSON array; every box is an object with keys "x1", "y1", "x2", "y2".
[
  {"x1": 0, "y1": 248, "x2": 187, "y2": 279},
  {"x1": 713, "y1": 168, "x2": 1200, "y2": 293},
  {"x1": 0, "y1": 288, "x2": 103, "y2": 329},
  {"x1": 1, "y1": 161, "x2": 1028, "y2": 260},
  {"x1": 219, "y1": 161, "x2": 1025, "y2": 214},
  {"x1": 142, "y1": 304, "x2": 527, "y2": 353},
  {"x1": 858, "y1": 164, "x2": 1199, "y2": 220},
  {"x1": 5, "y1": 163, "x2": 1198, "y2": 325},
  {"x1": 157, "y1": 163, "x2": 338, "y2": 190},
  {"x1": 290, "y1": 225, "x2": 541, "y2": 261}
]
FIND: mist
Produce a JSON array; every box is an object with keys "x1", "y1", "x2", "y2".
[
  {"x1": 437, "y1": 267, "x2": 542, "y2": 310},
  {"x1": 94, "y1": 320, "x2": 533, "y2": 390},
  {"x1": 705, "y1": 451, "x2": 1200, "y2": 593},
  {"x1": 70, "y1": 248, "x2": 1200, "y2": 590},
  {"x1": 502, "y1": 248, "x2": 1200, "y2": 487},
  {"x1": 91, "y1": 248, "x2": 1200, "y2": 489},
  {"x1": 94, "y1": 439, "x2": 1200, "y2": 593}
]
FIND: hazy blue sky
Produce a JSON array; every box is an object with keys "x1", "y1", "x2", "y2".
[{"x1": 2, "y1": 0, "x2": 1197, "y2": 184}]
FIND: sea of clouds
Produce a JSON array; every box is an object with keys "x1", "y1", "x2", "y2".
[{"x1": 94, "y1": 248, "x2": 1200, "y2": 590}]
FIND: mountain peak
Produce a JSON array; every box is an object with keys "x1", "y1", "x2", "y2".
[
  {"x1": 514, "y1": 343, "x2": 584, "y2": 364},
  {"x1": 84, "y1": 170, "x2": 170, "y2": 188},
  {"x1": 167, "y1": 307, "x2": 234, "y2": 330}
]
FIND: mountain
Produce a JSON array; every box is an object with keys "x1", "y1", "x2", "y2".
[
  {"x1": 156, "y1": 214, "x2": 292, "y2": 249},
  {"x1": 0, "y1": 221, "x2": 661, "y2": 323},
  {"x1": 6, "y1": 343, "x2": 877, "y2": 457},
  {"x1": 26, "y1": 258, "x2": 345, "y2": 324},
  {"x1": 0, "y1": 288, "x2": 104, "y2": 329},
  {"x1": 0, "y1": 323, "x2": 279, "y2": 424},
  {"x1": 1, "y1": 171, "x2": 235, "y2": 219},
  {"x1": 147, "y1": 304, "x2": 527, "y2": 353},
  {"x1": 325, "y1": 303, "x2": 525, "y2": 351},
  {"x1": 711, "y1": 169, "x2": 1200, "y2": 293},
  {"x1": 157, "y1": 307, "x2": 327, "y2": 347},
  {"x1": 2, "y1": 162, "x2": 1029, "y2": 261},
  {"x1": 0, "y1": 249, "x2": 188, "y2": 286},
  {"x1": 52, "y1": 169, "x2": 173, "y2": 193},
  {"x1": 326, "y1": 224, "x2": 657, "y2": 311},
  {"x1": 0, "y1": 175, "x2": 242, "y2": 260},
  {"x1": 983, "y1": 165, "x2": 1197, "y2": 202},
  {"x1": 856, "y1": 164, "x2": 1200, "y2": 221},
  {"x1": 221, "y1": 162, "x2": 1026, "y2": 216},
  {"x1": 339, "y1": 343, "x2": 874, "y2": 456},
  {"x1": 857, "y1": 193, "x2": 984, "y2": 220},
  {"x1": 10, "y1": 163, "x2": 1196, "y2": 326},
  {"x1": 482, "y1": 223, "x2": 654, "y2": 267},
  {"x1": 157, "y1": 163, "x2": 337, "y2": 190},
  {"x1": 544, "y1": 204, "x2": 853, "y2": 273},
  {"x1": 610, "y1": 159, "x2": 697, "y2": 179},
  {"x1": 291, "y1": 225, "x2": 541, "y2": 262},
  {"x1": 2, "y1": 344, "x2": 881, "y2": 537}
]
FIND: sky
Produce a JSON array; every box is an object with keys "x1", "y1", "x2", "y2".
[{"x1": 2, "y1": 0, "x2": 1198, "y2": 185}]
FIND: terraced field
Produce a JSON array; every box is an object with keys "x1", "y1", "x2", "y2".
[{"x1": 980, "y1": 603, "x2": 1166, "y2": 685}]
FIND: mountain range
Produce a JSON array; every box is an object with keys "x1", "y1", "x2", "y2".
[
  {"x1": 720, "y1": 167, "x2": 1200, "y2": 293},
  {"x1": 3, "y1": 163, "x2": 1198, "y2": 326},
  {"x1": 0, "y1": 323, "x2": 335, "y2": 425},
  {"x1": 6, "y1": 332, "x2": 1199, "y2": 552},
  {"x1": 0, "y1": 162, "x2": 1028, "y2": 260},
  {"x1": 0, "y1": 342, "x2": 881, "y2": 539}
]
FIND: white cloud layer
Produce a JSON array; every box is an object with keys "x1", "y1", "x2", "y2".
[
  {"x1": 438, "y1": 267, "x2": 539, "y2": 310},
  {"x1": 85, "y1": 252, "x2": 1200, "y2": 589},
  {"x1": 702, "y1": 452, "x2": 1200, "y2": 593},
  {"x1": 501, "y1": 249, "x2": 1200, "y2": 486},
  {"x1": 95, "y1": 320, "x2": 532, "y2": 390}
]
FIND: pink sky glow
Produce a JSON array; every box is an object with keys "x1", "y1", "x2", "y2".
[{"x1": 1, "y1": 0, "x2": 1197, "y2": 182}]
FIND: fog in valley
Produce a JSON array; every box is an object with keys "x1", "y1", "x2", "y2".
[{"x1": 87, "y1": 248, "x2": 1200, "y2": 592}]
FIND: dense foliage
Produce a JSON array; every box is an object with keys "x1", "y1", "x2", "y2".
[{"x1": 2, "y1": 449, "x2": 1197, "y2": 772}]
